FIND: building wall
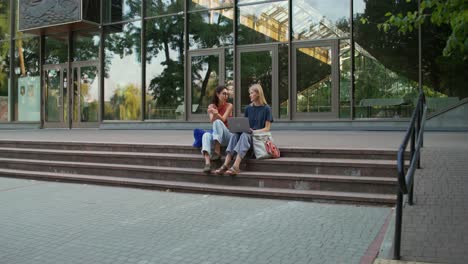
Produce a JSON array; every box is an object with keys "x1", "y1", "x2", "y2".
[{"x1": 0, "y1": 0, "x2": 465, "y2": 129}]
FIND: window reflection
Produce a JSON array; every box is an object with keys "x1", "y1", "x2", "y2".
[
  {"x1": 146, "y1": 16, "x2": 184, "y2": 120},
  {"x1": 15, "y1": 37, "x2": 40, "y2": 122},
  {"x1": 146, "y1": 0, "x2": 183, "y2": 17},
  {"x1": 293, "y1": 0, "x2": 350, "y2": 41},
  {"x1": 191, "y1": 54, "x2": 220, "y2": 114},
  {"x1": 354, "y1": 0, "x2": 418, "y2": 118},
  {"x1": 0, "y1": 41, "x2": 9, "y2": 121},
  {"x1": 0, "y1": 0, "x2": 10, "y2": 40},
  {"x1": 238, "y1": 1, "x2": 289, "y2": 45},
  {"x1": 190, "y1": 0, "x2": 234, "y2": 11},
  {"x1": 104, "y1": 22, "x2": 142, "y2": 120},
  {"x1": 240, "y1": 50, "x2": 272, "y2": 112},
  {"x1": 296, "y1": 46, "x2": 332, "y2": 113},
  {"x1": 339, "y1": 40, "x2": 351, "y2": 118},
  {"x1": 73, "y1": 32, "x2": 100, "y2": 62},
  {"x1": 189, "y1": 8, "x2": 234, "y2": 49},
  {"x1": 44, "y1": 34, "x2": 68, "y2": 64},
  {"x1": 104, "y1": 0, "x2": 142, "y2": 23}
]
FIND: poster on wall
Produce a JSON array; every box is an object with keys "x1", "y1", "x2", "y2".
[{"x1": 18, "y1": 76, "x2": 40, "y2": 121}]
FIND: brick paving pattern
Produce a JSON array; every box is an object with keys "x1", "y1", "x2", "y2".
[
  {"x1": 0, "y1": 178, "x2": 389, "y2": 264},
  {"x1": 400, "y1": 145, "x2": 468, "y2": 264}
]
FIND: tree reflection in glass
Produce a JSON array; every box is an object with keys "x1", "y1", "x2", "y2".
[
  {"x1": 146, "y1": 0, "x2": 183, "y2": 17},
  {"x1": 0, "y1": 1, "x2": 10, "y2": 40},
  {"x1": 240, "y1": 50, "x2": 272, "y2": 112},
  {"x1": 146, "y1": 15, "x2": 184, "y2": 120},
  {"x1": 191, "y1": 54, "x2": 220, "y2": 114},
  {"x1": 104, "y1": 21, "x2": 142, "y2": 120},
  {"x1": 104, "y1": 0, "x2": 142, "y2": 23},
  {"x1": 189, "y1": 8, "x2": 234, "y2": 49}
]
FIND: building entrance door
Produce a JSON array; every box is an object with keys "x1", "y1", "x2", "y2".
[
  {"x1": 43, "y1": 61, "x2": 99, "y2": 128},
  {"x1": 43, "y1": 64, "x2": 68, "y2": 128},
  {"x1": 292, "y1": 40, "x2": 339, "y2": 119},
  {"x1": 188, "y1": 49, "x2": 225, "y2": 121},
  {"x1": 71, "y1": 61, "x2": 100, "y2": 128},
  {"x1": 236, "y1": 45, "x2": 279, "y2": 118}
]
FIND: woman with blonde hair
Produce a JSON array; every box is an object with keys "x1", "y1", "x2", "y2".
[{"x1": 215, "y1": 83, "x2": 273, "y2": 176}]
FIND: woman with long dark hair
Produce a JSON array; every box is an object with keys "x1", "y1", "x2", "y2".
[{"x1": 201, "y1": 85, "x2": 233, "y2": 173}]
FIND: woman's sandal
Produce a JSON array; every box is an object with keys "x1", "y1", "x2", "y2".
[
  {"x1": 225, "y1": 166, "x2": 240, "y2": 176},
  {"x1": 214, "y1": 164, "x2": 229, "y2": 175}
]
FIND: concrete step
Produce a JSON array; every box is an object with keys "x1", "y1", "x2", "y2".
[
  {"x1": 0, "y1": 148, "x2": 397, "y2": 177},
  {"x1": 0, "y1": 168, "x2": 396, "y2": 205},
  {"x1": 0, "y1": 158, "x2": 397, "y2": 194},
  {"x1": 0, "y1": 140, "x2": 401, "y2": 160}
]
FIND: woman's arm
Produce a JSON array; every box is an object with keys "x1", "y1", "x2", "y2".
[{"x1": 208, "y1": 104, "x2": 218, "y2": 123}]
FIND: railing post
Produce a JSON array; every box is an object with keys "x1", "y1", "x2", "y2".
[
  {"x1": 394, "y1": 190, "x2": 403, "y2": 260},
  {"x1": 408, "y1": 182, "x2": 414, "y2": 205},
  {"x1": 417, "y1": 102, "x2": 422, "y2": 169}
]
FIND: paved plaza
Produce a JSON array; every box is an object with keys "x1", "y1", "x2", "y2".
[
  {"x1": 0, "y1": 177, "x2": 390, "y2": 264},
  {"x1": 1, "y1": 130, "x2": 467, "y2": 263}
]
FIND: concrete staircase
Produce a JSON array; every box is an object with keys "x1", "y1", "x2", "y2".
[{"x1": 0, "y1": 140, "x2": 399, "y2": 205}]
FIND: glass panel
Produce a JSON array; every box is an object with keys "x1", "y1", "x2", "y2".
[
  {"x1": 238, "y1": 1, "x2": 288, "y2": 45},
  {"x1": 73, "y1": 68, "x2": 78, "y2": 122},
  {"x1": 45, "y1": 69, "x2": 61, "y2": 122},
  {"x1": 296, "y1": 46, "x2": 332, "y2": 113},
  {"x1": 83, "y1": 0, "x2": 100, "y2": 23},
  {"x1": 73, "y1": 31, "x2": 100, "y2": 62},
  {"x1": 104, "y1": 22, "x2": 142, "y2": 120},
  {"x1": 225, "y1": 48, "x2": 234, "y2": 104},
  {"x1": 237, "y1": 0, "x2": 257, "y2": 4},
  {"x1": 146, "y1": 16, "x2": 184, "y2": 120},
  {"x1": 191, "y1": 54, "x2": 220, "y2": 114},
  {"x1": 292, "y1": 0, "x2": 350, "y2": 41},
  {"x1": 104, "y1": 0, "x2": 141, "y2": 23},
  {"x1": 422, "y1": 18, "x2": 467, "y2": 114},
  {"x1": 45, "y1": 34, "x2": 68, "y2": 64},
  {"x1": 63, "y1": 69, "x2": 68, "y2": 122},
  {"x1": 354, "y1": 0, "x2": 418, "y2": 119},
  {"x1": 189, "y1": 8, "x2": 234, "y2": 49},
  {"x1": 14, "y1": 37, "x2": 40, "y2": 121},
  {"x1": 339, "y1": 39, "x2": 351, "y2": 118},
  {"x1": 146, "y1": 0, "x2": 183, "y2": 17},
  {"x1": 79, "y1": 66, "x2": 99, "y2": 122},
  {"x1": 189, "y1": 0, "x2": 233, "y2": 11},
  {"x1": 240, "y1": 50, "x2": 272, "y2": 112},
  {"x1": 0, "y1": 0, "x2": 10, "y2": 40},
  {"x1": 279, "y1": 44, "x2": 288, "y2": 118},
  {"x1": 0, "y1": 40, "x2": 9, "y2": 121}
]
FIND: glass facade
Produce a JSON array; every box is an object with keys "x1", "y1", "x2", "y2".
[
  {"x1": 353, "y1": 0, "x2": 419, "y2": 119},
  {"x1": 145, "y1": 15, "x2": 184, "y2": 120},
  {"x1": 14, "y1": 37, "x2": 40, "y2": 121},
  {"x1": 104, "y1": 21, "x2": 142, "y2": 120},
  {"x1": 0, "y1": 0, "x2": 464, "y2": 127},
  {"x1": 0, "y1": 40, "x2": 8, "y2": 121}
]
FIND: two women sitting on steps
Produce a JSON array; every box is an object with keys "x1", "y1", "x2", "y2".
[{"x1": 214, "y1": 84, "x2": 273, "y2": 176}]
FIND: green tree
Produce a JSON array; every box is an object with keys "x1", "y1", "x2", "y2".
[{"x1": 379, "y1": 0, "x2": 467, "y2": 57}]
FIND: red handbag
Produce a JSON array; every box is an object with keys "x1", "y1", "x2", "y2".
[{"x1": 265, "y1": 140, "x2": 280, "y2": 159}]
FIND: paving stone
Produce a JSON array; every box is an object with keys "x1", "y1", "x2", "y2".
[{"x1": 0, "y1": 177, "x2": 390, "y2": 264}]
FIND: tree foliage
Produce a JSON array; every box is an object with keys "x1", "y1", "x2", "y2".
[{"x1": 379, "y1": 0, "x2": 467, "y2": 58}]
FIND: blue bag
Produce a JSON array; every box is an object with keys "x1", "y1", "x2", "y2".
[{"x1": 192, "y1": 129, "x2": 213, "y2": 148}]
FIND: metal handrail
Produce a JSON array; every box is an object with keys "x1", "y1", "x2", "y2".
[{"x1": 393, "y1": 90, "x2": 427, "y2": 260}]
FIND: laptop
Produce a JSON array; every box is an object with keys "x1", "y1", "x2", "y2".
[{"x1": 227, "y1": 117, "x2": 251, "y2": 133}]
